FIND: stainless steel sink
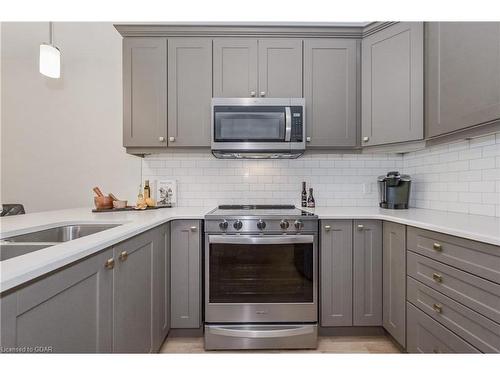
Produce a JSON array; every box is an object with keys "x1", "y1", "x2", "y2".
[
  {"x1": 0, "y1": 223, "x2": 121, "y2": 261},
  {"x1": 1, "y1": 224, "x2": 121, "y2": 243}
]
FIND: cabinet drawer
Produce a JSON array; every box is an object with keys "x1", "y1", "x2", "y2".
[
  {"x1": 408, "y1": 277, "x2": 500, "y2": 353},
  {"x1": 407, "y1": 251, "x2": 500, "y2": 324},
  {"x1": 407, "y1": 226, "x2": 500, "y2": 283},
  {"x1": 406, "y1": 303, "x2": 480, "y2": 353}
]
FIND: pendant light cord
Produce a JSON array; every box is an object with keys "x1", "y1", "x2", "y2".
[{"x1": 49, "y1": 21, "x2": 53, "y2": 45}]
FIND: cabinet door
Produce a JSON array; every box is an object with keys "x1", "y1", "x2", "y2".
[
  {"x1": 113, "y1": 231, "x2": 156, "y2": 353},
  {"x1": 171, "y1": 220, "x2": 202, "y2": 328},
  {"x1": 158, "y1": 222, "x2": 171, "y2": 344},
  {"x1": 304, "y1": 39, "x2": 358, "y2": 148},
  {"x1": 213, "y1": 39, "x2": 258, "y2": 97},
  {"x1": 258, "y1": 39, "x2": 303, "y2": 98},
  {"x1": 353, "y1": 220, "x2": 383, "y2": 326},
  {"x1": 426, "y1": 22, "x2": 500, "y2": 137},
  {"x1": 361, "y1": 22, "x2": 423, "y2": 146},
  {"x1": 123, "y1": 38, "x2": 167, "y2": 147},
  {"x1": 320, "y1": 220, "x2": 353, "y2": 326},
  {"x1": 383, "y1": 222, "x2": 406, "y2": 347},
  {"x1": 0, "y1": 249, "x2": 113, "y2": 353},
  {"x1": 167, "y1": 38, "x2": 212, "y2": 147}
]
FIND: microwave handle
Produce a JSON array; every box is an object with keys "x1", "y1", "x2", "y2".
[{"x1": 285, "y1": 107, "x2": 292, "y2": 142}]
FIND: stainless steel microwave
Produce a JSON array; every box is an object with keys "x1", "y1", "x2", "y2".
[{"x1": 211, "y1": 98, "x2": 306, "y2": 159}]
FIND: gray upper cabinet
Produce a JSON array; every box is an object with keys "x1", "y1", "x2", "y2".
[
  {"x1": 353, "y1": 220, "x2": 383, "y2": 326},
  {"x1": 361, "y1": 22, "x2": 423, "y2": 146},
  {"x1": 426, "y1": 22, "x2": 500, "y2": 138},
  {"x1": 170, "y1": 220, "x2": 202, "y2": 329},
  {"x1": 123, "y1": 38, "x2": 167, "y2": 148},
  {"x1": 320, "y1": 220, "x2": 353, "y2": 327},
  {"x1": 113, "y1": 231, "x2": 156, "y2": 353},
  {"x1": 213, "y1": 38, "x2": 258, "y2": 97},
  {"x1": 304, "y1": 39, "x2": 358, "y2": 148},
  {"x1": 0, "y1": 248, "x2": 114, "y2": 353},
  {"x1": 167, "y1": 38, "x2": 212, "y2": 147},
  {"x1": 258, "y1": 39, "x2": 303, "y2": 97},
  {"x1": 383, "y1": 222, "x2": 406, "y2": 347}
]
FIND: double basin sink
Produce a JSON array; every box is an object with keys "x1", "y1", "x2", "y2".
[{"x1": 0, "y1": 224, "x2": 121, "y2": 261}]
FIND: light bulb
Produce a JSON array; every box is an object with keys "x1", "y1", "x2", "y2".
[{"x1": 39, "y1": 43, "x2": 60, "y2": 78}]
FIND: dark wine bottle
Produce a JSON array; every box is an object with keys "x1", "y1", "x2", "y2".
[
  {"x1": 301, "y1": 182, "x2": 307, "y2": 207},
  {"x1": 307, "y1": 188, "x2": 315, "y2": 208}
]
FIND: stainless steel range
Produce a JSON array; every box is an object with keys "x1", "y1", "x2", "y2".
[{"x1": 204, "y1": 205, "x2": 318, "y2": 350}]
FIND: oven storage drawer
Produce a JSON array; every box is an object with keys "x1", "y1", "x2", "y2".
[
  {"x1": 406, "y1": 303, "x2": 480, "y2": 353},
  {"x1": 204, "y1": 324, "x2": 317, "y2": 350},
  {"x1": 407, "y1": 226, "x2": 500, "y2": 283},
  {"x1": 407, "y1": 251, "x2": 500, "y2": 324},
  {"x1": 407, "y1": 277, "x2": 500, "y2": 353}
]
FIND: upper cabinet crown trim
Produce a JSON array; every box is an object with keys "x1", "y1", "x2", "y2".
[{"x1": 114, "y1": 23, "x2": 392, "y2": 38}]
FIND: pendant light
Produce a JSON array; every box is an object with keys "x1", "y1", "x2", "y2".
[{"x1": 39, "y1": 22, "x2": 60, "y2": 78}]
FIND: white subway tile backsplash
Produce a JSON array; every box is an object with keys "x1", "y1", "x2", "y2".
[
  {"x1": 143, "y1": 132, "x2": 500, "y2": 217},
  {"x1": 404, "y1": 132, "x2": 500, "y2": 217}
]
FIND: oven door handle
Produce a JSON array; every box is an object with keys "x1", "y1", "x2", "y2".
[
  {"x1": 285, "y1": 106, "x2": 292, "y2": 142},
  {"x1": 208, "y1": 235, "x2": 314, "y2": 245},
  {"x1": 208, "y1": 325, "x2": 315, "y2": 339}
]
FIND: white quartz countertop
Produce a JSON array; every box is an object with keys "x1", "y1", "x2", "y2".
[{"x1": 1, "y1": 206, "x2": 499, "y2": 293}]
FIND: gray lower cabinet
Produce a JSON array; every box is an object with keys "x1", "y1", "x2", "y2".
[
  {"x1": 123, "y1": 37, "x2": 168, "y2": 148},
  {"x1": 426, "y1": 22, "x2": 500, "y2": 138},
  {"x1": 304, "y1": 39, "x2": 358, "y2": 148},
  {"x1": 361, "y1": 22, "x2": 423, "y2": 146},
  {"x1": 0, "y1": 248, "x2": 114, "y2": 353},
  {"x1": 320, "y1": 220, "x2": 353, "y2": 326},
  {"x1": 113, "y1": 230, "x2": 157, "y2": 353},
  {"x1": 167, "y1": 38, "x2": 212, "y2": 147},
  {"x1": 382, "y1": 222, "x2": 406, "y2": 347},
  {"x1": 258, "y1": 39, "x2": 303, "y2": 97},
  {"x1": 213, "y1": 38, "x2": 258, "y2": 98},
  {"x1": 353, "y1": 220, "x2": 383, "y2": 326},
  {"x1": 406, "y1": 302, "x2": 480, "y2": 353},
  {"x1": 170, "y1": 220, "x2": 202, "y2": 328},
  {"x1": 154, "y1": 222, "x2": 171, "y2": 350}
]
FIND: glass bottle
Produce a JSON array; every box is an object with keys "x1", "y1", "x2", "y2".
[
  {"x1": 301, "y1": 182, "x2": 307, "y2": 207},
  {"x1": 307, "y1": 188, "x2": 315, "y2": 208}
]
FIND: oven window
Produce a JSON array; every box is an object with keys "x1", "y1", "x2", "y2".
[
  {"x1": 214, "y1": 112, "x2": 285, "y2": 142},
  {"x1": 209, "y1": 243, "x2": 314, "y2": 303}
]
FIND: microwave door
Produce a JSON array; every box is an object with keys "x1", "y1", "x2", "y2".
[{"x1": 214, "y1": 107, "x2": 286, "y2": 143}]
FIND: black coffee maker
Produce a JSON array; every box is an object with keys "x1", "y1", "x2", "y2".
[{"x1": 377, "y1": 171, "x2": 411, "y2": 209}]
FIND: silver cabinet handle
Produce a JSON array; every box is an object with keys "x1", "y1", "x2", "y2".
[
  {"x1": 158, "y1": 136, "x2": 165, "y2": 142},
  {"x1": 190, "y1": 226, "x2": 197, "y2": 231},
  {"x1": 260, "y1": 91, "x2": 266, "y2": 97},
  {"x1": 363, "y1": 136, "x2": 370, "y2": 142},
  {"x1": 250, "y1": 91, "x2": 256, "y2": 97},
  {"x1": 324, "y1": 225, "x2": 331, "y2": 231},
  {"x1": 357, "y1": 224, "x2": 364, "y2": 230},
  {"x1": 169, "y1": 136, "x2": 175, "y2": 142},
  {"x1": 306, "y1": 136, "x2": 311, "y2": 142},
  {"x1": 208, "y1": 325, "x2": 314, "y2": 339}
]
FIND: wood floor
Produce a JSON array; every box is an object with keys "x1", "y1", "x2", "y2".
[{"x1": 160, "y1": 335, "x2": 401, "y2": 353}]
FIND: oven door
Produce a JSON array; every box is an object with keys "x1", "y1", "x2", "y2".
[
  {"x1": 205, "y1": 234, "x2": 317, "y2": 323},
  {"x1": 212, "y1": 105, "x2": 292, "y2": 151}
]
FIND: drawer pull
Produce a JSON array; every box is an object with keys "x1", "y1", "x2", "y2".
[
  {"x1": 432, "y1": 273, "x2": 443, "y2": 283},
  {"x1": 119, "y1": 251, "x2": 128, "y2": 261},
  {"x1": 324, "y1": 225, "x2": 331, "y2": 231},
  {"x1": 433, "y1": 303, "x2": 443, "y2": 314},
  {"x1": 357, "y1": 224, "x2": 364, "y2": 230},
  {"x1": 190, "y1": 226, "x2": 197, "y2": 231},
  {"x1": 433, "y1": 242, "x2": 442, "y2": 251}
]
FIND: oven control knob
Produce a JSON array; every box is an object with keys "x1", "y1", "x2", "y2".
[
  {"x1": 219, "y1": 220, "x2": 229, "y2": 230},
  {"x1": 294, "y1": 220, "x2": 304, "y2": 230},
  {"x1": 280, "y1": 220, "x2": 290, "y2": 230},
  {"x1": 233, "y1": 220, "x2": 243, "y2": 230},
  {"x1": 257, "y1": 220, "x2": 266, "y2": 230}
]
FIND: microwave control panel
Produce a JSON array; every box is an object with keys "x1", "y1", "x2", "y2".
[{"x1": 290, "y1": 107, "x2": 303, "y2": 142}]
